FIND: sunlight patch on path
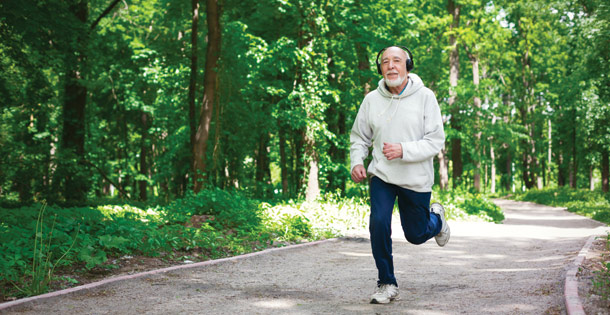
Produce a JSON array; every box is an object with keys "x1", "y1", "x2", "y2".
[{"x1": 252, "y1": 299, "x2": 297, "y2": 309}]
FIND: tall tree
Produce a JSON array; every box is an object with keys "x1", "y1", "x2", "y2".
[
  {"x1": 188, "y1": 0, "x2": 200, "y2": 182},
  {"x1": 58, "y1": 0, "x2": 89, "y2": 203},
  {"x1": 447, "y1": 0, "x2": 462, "y2": 188},
  {"x1": 193, "y1": 0, "x2": 221, "y2": 193}
]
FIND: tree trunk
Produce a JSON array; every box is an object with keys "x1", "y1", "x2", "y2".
[
  {"x1": 16, "y1": 115, "x2": 35, "y2": 202},
  {"x1": 437, "y1": 148, "x2": 449, "y2": 190},
  {"x1": 337, "y1": 110, "x2": 347, "y2": 194},
  {"x1": 469, "y1": 52, "x2": 482, "y2": 192},
  {"x1": 547, "y1": 119, "x2": 552, "y2": 187},
  {"x1": 490, "y1": 145, "x2": 496, "y2": 193},
  {"x1": 517, "y1": 17, "x2": 535, "y2": 190},
  {"x1": 192, "y1": 0, "x2": 221, "y2": 193},
  {"x1": 294, "y1": 130, "x2": 305, "y2": 195},
  {"x1": 532, "y1": 105, "x2": 544, "y2": 189},
  {"x1": 558, "y1": 150, "x2": 567, "y2": 186},
  {"x1": 278, "y1": 123, "x2": 289, "y2": 197},
  {"x1": 211, "y1": 85, "x2": 223, "y2": 187},
  {"x1": 570, "y1": 115, "x2": 577, "y2": 188},
  {"x1": 437, "y1": 108, "x2": 449, "y2": 190},
  {"x1": 602, "y1": 150, "x2": 609, "y2": 192},
  {"x1": 505, "y1": 151, "x2": 512, "y2": 192},
  {"x1": 325, "y1": 54, "x2": 348, "y2": 195},
  {"x1": 138, "y1": 111, "x2": 149, "y2": 201},
  {"x1": 355, "y1": 41, "x2": 371, "y2": 95},
  {"x1": 325, "y1": 54, "x2": 339, "y2": 193},
  {"x1": 188, "y1": 0, "x2": 200, "y2": 179},
  {"x1": 60, "y1": 0, "x2": 88, "y2": 203},
  {"x1": 305, "y1": 134, "x2": 320, "y2": 203},
  {"x1": 489, "y1": 112, "x2": 497, "y2": 193},
  {"x1": 448, "y1": 0, "x2": 462, "y2": 188},
  {"x1": 256, "y1": 133, "x2": 272, "y2": 198},
  {"x1": 589, "y1": 164, "x2": 595, "y2": 191},
  {"x1": 520, "y1": 104, "x2": 536, "y2": 189}
]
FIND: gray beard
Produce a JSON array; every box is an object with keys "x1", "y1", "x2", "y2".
[{"x1": 384, "y1": 75, "x2": 407, "y2": 88}]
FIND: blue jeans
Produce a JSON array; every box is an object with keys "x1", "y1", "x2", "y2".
[{"x1": 369, "y1": 176, "x2": 442, "y2": 286}]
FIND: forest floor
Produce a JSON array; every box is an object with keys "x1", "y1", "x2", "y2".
[{"x1": 1, "y1": 199, "x2": 608, "y2": 315}]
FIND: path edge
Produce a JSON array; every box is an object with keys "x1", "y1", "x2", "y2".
[
  {"x1": 0, "y1": 238, "x2": 339, "y2": 311},
  {"x1": 564, "y1": 234, "x2": 597, "y2": 315}
]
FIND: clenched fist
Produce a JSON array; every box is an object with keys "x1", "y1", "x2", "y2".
[
  {"x1": 351, "y1": 164, "x2": 367, "y2": 183},
  {"x1": 382, "y1": 142, "x2": 402, "y2": 160}
]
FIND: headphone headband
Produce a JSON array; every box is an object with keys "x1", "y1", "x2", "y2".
[{"x1": 375, "y1": 45, "x2": 414, "y2": 74}]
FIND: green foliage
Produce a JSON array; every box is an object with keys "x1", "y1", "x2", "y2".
[
  {"x1": 433, "y1": 188, "x2": 505, "y2": 223},
  {"x1": 9, "y1": 203, "x2": 79, "y2": 296},
  {"x1": 278, "y1": 214, "x2": 313, "y2": 242},
  {"x1": 514, "y1": 187, "x2": 610, "y2": 224},
  {"x1": 1, "y1": 189, "x2": 291, "y2": 297},
  {"x1": 261, "y1": 192, "x2": 370, "y2": 241},
  {"x1": 1, "y1": 0, "x2": 608, "y2": 204},
  {"x1": 162, "y1": 188, "x2": 262, "y2": 231},
  {"x1": 0, "y1": 194, "x2": 252, "y2": 296}
]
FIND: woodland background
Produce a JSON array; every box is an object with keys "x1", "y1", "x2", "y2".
[{"x1": 1, "y1": 0, "x2": 609, "y2": 204}]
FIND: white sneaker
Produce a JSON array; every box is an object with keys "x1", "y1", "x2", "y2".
[
  {"x1": 431, "y1": 202, "x2": 450, "y2": 247},
  {"x1": 370, "y1": 284, "x2": 399, "y2": 304}
]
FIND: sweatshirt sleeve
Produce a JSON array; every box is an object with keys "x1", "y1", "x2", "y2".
[
  {"x1": 400, "y1": 92, "x2": 445, "y2": 162},
  {"x1": 350, "y1": 99, "x2": 373, "y2": 171}
]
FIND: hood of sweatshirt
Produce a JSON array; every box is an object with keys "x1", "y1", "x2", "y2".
[{"x1": 376, "y1": 73, "x2": 425, "y2": 99}]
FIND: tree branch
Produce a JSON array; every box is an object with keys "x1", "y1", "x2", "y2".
[
  {"x1": 90, "y1": 0, "x2": 122, "y2": 30},
  {"x1": 81, "y1": 159, "x2": 129, "y2": 198}
]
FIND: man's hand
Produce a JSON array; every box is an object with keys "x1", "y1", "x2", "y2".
[
  {"x1": 383, "y1": 142, "x2": 403, "y2": 160},
  {"x1": 351, "y1": 164, "x2": 367, "y2": 183}
]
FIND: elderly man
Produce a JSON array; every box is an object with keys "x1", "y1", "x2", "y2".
[{"x1": 350, "y1": 46, "x2": 450, "y2": 304}]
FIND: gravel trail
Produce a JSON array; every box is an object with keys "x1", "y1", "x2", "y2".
[{"x1": 2, "y1": 199, "x2": 607, "y2": 314}]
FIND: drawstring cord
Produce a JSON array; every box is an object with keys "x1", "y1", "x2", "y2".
[
  {"x1": 377, "y1": 94, "x2": 395, "y2": 119},
  {"x1": 377, "y1": 95, "x2": 402, "y2": 122},
  {"x1": 377, "y1": 77, "x2": 410, "y2": 122},
  {"x1": 389, "y1": 97, "x2": 401, "y2": 120}
]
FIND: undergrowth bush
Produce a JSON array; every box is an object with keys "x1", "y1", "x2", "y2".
[
  {"x1": 433, "y1": 188, "x2": 504, "y2": 223},
  {"x1": 0, "y1": 188, "x2": 271, "y2": 298},
  {"x1": 261, "y1": 192, "x2": 370, "y2": 241},
  {"x1": 162, "y1": 187, "x2": 261, "y2": 231}
]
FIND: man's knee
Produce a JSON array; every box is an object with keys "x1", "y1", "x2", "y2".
[{"x1": 404, "y1": 232, "x2": 428, "y2": 245}]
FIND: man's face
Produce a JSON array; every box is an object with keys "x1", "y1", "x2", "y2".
[{"x1": 381, "y1": 47, "x2": 408, "y2": 88}]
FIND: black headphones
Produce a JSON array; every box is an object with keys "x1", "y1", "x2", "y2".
[{"x1": 375, "y1": 46, "x2": 414, "y2": 75}]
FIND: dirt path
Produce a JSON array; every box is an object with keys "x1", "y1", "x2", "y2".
[{"x1": 2, "y1": 199, "x2": 608, "y2": 315}]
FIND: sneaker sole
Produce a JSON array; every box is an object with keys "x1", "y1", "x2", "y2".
[
  {"x1": 431, "y1": 203, "x2": 449, "y2": 247},
  {"x1": 370, "y1": 296, "x2": 398, "y2": 304},
  {"x1": 435, "y1": 224, "x2": 450, "y2": 247}
]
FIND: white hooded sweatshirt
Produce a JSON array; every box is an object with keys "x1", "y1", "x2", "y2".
[{"x1": 350, "y1": 73, "x2": 445, "y2": 192}]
